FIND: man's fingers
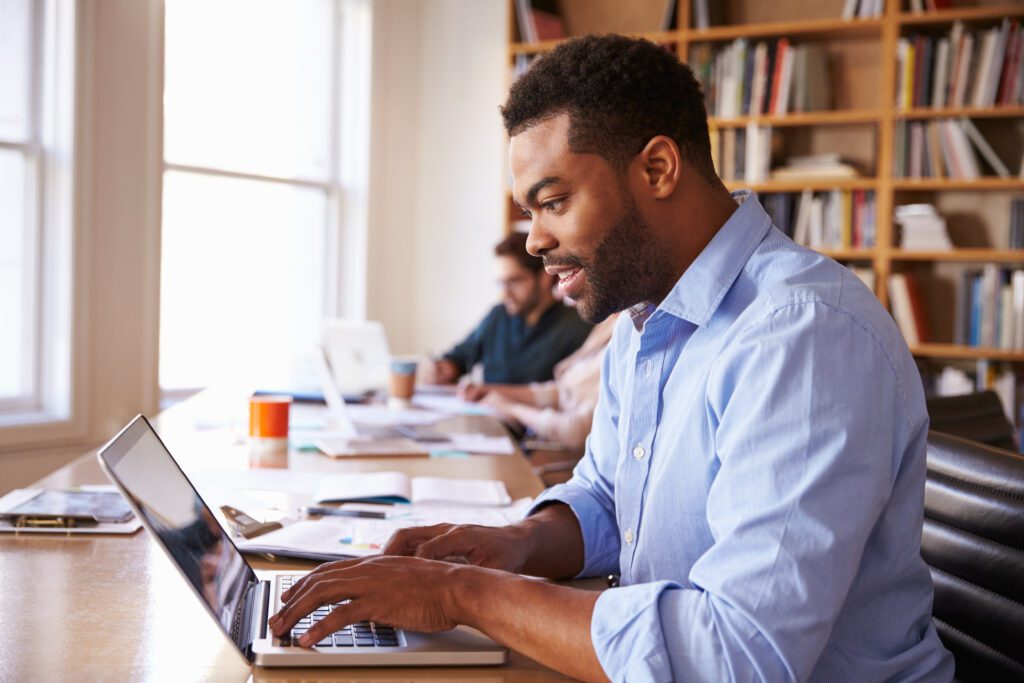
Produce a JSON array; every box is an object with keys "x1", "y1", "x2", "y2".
[
  {"x1": 297, "y1": 599, "x2": 368, "y2": 648},
  {"x1": 413, "y1": 526, "x2": 482, "y2": 563},
  {"x1": 382, "y1": 523, "x2": 454, "y2": 556},
  {"x1": 271, "y1": 569, "x2": 357, "y2": 636},
  {"x1": 279, "y1": 557, "x2": 358, "y2": 602}
]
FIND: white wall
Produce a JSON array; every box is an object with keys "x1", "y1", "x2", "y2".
[{"x1": 367, "y1": 0, "x2": 509, "y2": 356}]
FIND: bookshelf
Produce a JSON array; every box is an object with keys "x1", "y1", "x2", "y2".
[{"x1": 506, "y1": 0, "x2": 1024, "y2": 366}]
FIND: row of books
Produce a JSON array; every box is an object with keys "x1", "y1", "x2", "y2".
[
  {"x1": 889, "y1": 272, "x2": 932, "y2": 344},
  {"x1": 896, "y1": 20, "x2": 1024, "y2": 110},
  {"x1": 953, "y1": 266, "x2": 1024, "y2": 349},
  {"x1": 763, "y1": 189, "x2": 878, "y2": 250},
  {"x1": 709, "y1": 125, "x2": 773, "y2": 183},
  {"x1": 842, "y1": 0, "x2": 885, "y2": 19},
  {"x1": 892, "y1": 118, "x2": 1016, "y2": 179},
  {"x1": 905, "y1": 0, "x2": 952, "y2": 11},
  {"x1": 690, "y1": 39, "x2": 832, "y2": 118}
]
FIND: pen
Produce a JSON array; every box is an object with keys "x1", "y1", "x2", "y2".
[{"x1": 301, "y1": 506, "x2": 389, "y2": 519}]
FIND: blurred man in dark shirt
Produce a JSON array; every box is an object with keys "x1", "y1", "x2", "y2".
[{"x1": 424, "y1": 232, "x2": 591, "y2": 385}]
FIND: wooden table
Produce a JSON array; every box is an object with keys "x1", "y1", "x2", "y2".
[{"x1": 0, "y1": 389, "x2": 579, "y2": 682}]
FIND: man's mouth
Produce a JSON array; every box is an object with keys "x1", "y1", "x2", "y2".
[{"x1": 552, "y1": 266, "x2": 584, "y2": 298}]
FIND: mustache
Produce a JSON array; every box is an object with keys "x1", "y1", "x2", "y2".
[{"x1": 542, "y1": 254, "x2": 587, "y2": 269}]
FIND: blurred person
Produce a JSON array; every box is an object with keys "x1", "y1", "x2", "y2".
[
  {"x1": 424, "y1": 232, "x2": 591, "y2": 385},
  {"x1": 459, "y1": 312, "x2": 618, "y2": 452}
]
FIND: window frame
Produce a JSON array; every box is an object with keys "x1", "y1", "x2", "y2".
[
  {"x1": 158, "y1": 0, "x2": 372, "y2": 397},
  {"x1": 0, "y1": 0, "x2": 86, "y2": 444}
]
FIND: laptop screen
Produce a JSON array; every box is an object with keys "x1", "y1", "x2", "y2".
[{"x1": 98, "y1": 416, "x2": 257, "y2": 653}]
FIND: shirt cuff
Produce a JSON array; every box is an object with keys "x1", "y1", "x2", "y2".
[
  {"x1": 527, "y1": 482, "x2": 620, "y2": 578},
  {"x1": 591, "y1": 581, "x2": 678, "y2": 683}
]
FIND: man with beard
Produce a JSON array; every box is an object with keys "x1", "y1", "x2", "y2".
[
  {"x1": 423, "y1": 231, "x2": 592, "y2": 385},
  {"x1": 270, "y1": 35, "x2": 954, "y2": 682}
]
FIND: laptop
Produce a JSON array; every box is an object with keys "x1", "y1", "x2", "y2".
[
  {"x1": 315, "y1": 343, "x2": 451, "y2": 446},
  {"x1": 96, "y1": 414, "x2": 507, "y2": 667},
  {"x1": 323, "y1": 320, "x2": 392, "y2": 395}
]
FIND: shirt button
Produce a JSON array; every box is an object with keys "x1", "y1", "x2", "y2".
[
  {"x1": 624, "y1": 528, "x2": 634, "y2": 545},
  {"x1": 632, "y1": 445, "x2": 646, "y2": 460}
]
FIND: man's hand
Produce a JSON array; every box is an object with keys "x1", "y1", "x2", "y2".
[
  {"x1": 268, "y1": 555, "x2": 462, "y2": 647},
  {"x1": 383, "y1": 522, "x2": 533, "y2": 572},
  {"x1": 423, "y1": 359, "x2": 460, "y2": 385},
  {"x1": 383, "y1": 504, "x2": 584, "y2": 580},
  {"x1": 456, "y1": 382, "x2": 489, "y2": 402}
]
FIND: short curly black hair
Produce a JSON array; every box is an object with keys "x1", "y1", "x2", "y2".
[{"x1": 501, "y1": 34, "x2": 716, "y2": 183}]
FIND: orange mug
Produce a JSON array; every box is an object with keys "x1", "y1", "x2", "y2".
[{"x1": 249, "y1": 395, "x2": 291, "y2": 451}]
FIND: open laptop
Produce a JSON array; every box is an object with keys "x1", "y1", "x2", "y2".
[
  {"x1": 323, "y1": 320, "x2": 392, "y2": 395},
  {"x1": 314, "y1": 343, "x2": 450, "y2": 445},
  {"x1": 96, "y1": 414, "x2": 507, "y2": 667}
]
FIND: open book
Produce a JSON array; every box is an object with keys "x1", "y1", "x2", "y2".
[{"x1": 313, "y1": 471, "x2": 512, "y2": 507}]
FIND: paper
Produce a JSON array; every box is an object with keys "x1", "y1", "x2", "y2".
[
  {"x1": 412, "y1": 394, "x2": 497, "y2": 417},
  {"x1": 445, "y1": 433, "x2": 516, "y2": 455},
  {"x1": 344, "y1": 404, "x2": 443, "y2": 426},
  {"x1": 312, "y1": 471, "x2": 512, "y2": 506},
  {"x1": 235, "y1": 498, "x2": 533, "y2": 561},
  {"x1": 313, "y1": 436, "x2": 429, "y2": 458}
]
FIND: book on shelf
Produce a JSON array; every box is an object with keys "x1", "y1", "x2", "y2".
[
  {"x1": 514, "y1": 0, "x2": 564, "y2": 43},
  {"x1": 762, "y1": 188, "x2": 876, "y2": 250},
  {"x1": 691, "y1": 0, "x2": 725, "y2": 30},
  {"x1": 1010, "y1": 197, "x2": 1024, "y2": 249},
  {"x1": 843, "y1": 0, "x2": 884, "y2": 19},
  {"x1": 889, "y1": 272, "x2": 930, "y2": 345},
  {"x1": 893, "y1": 117, "x2": 1011, "y2": 179},
  {"x1": 691, "y1": 39, "x2": 832, "y2": 119},
  {"x1": 897, "y1": 20, "x2": 1024, "y2": 110},
  {"x1": 711, "y1": 125, "x2": 773, "y2": 182},
  {"x1": 771, "y1": 153, "x2": 860, "y2": 180},
  {"x1": 955, "y1": 266, "x2": 1024, "y2": 350},
  {"x1": 894, "y1": 203, "x2": 953, "y2": 250}
]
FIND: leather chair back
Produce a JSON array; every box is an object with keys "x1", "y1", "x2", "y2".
[
  {"x1": 923, "y1": 432, "x2": 1024, "y2": 681},
  {"x1": 926, "y1": 390, "x2": 1017, "y2": 451}
]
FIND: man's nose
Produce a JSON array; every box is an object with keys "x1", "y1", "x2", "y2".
[{"x1": 526, "y1": 220, "x2": 556, "y2": 257}]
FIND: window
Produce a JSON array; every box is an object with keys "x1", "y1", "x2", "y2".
[
  {"x1": 0, "y1": 0, "x2": 76, "y2": 425},
  {"x1": 161, "y1": 0, "x2": 370, "y2": 392}
]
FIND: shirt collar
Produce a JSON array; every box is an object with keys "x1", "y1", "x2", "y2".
[{"x1": 628, "y1": 190, "x2": 772, "y2": 331}]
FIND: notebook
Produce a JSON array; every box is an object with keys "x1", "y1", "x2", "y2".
[{"x1": 96, "y1": 414, "x2": 506, "y2": 667}]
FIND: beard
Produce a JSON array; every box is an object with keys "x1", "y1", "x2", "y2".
[{"x1": 550, "y1": 197, "x2": 678, "y2": 324}]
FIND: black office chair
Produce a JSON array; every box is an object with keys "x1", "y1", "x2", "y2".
[
  {"x1": 923, "y1": 432, "x2": 1024, "y2": 682},
  {"x1": 925, "y1": 390, "x2": 1017, "y2": 451}
]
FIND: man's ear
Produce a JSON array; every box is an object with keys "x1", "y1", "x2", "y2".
[{"x1": 636, "y1": 135, "x2": 681, "y2": 200}]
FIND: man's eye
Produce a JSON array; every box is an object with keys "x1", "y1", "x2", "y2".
[
  {"x1": 519, "y1": 208, "x2": 532, "y2": 219},
  {"x1": 542, "y1": 199, "x2": 564, "y2": 213}
]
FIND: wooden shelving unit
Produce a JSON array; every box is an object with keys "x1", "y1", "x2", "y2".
[
  {"x1": 506, "y1": 0, "x2": 1024, "y2": 363},
  {"x1": 891, "y1": 248, "x2": 1024, "y2": 263},
  {"x1": 709, "y1": 109, "x2": 884, "y2": 128}
]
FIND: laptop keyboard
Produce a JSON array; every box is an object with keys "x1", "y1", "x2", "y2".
[{"x1": 278, "y1": 576, "x2": 401, "y2": 648}]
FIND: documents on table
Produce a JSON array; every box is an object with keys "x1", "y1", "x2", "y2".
[{"x1": 234, "y1": 498, "x2": 534, "y2": 562}]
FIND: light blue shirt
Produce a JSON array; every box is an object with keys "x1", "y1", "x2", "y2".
[{"x1": 530, "y1": 191, "x2": 954, "y2": 682}]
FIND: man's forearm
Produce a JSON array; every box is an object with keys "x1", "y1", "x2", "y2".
[
  {"x1": 515, "y1": 502, "x2": 585, "y2": 578},
  {"x1": 449, "y1": 564, "x2": 609, "y2": 683}
]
